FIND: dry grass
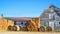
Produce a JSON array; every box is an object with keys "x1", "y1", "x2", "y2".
[{"x1": 0, "y1": 31, "x2": 60, "y2": 34}]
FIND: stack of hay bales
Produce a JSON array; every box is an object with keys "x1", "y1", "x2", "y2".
[
  {"x1": 26, "y1": 18, "x2": 40, "y2": 32},
  {"x1": 0, "y1": 18, "x2": 8, "y2": 31},
  {"x1": 7, "y1": 20, "x2": 14, "y2": 26},
  {"x1": 0, "y1": 18, "x2": 14, "y2": 31},
  {"x1": 31, "y1": 18, "x2": 40, "y2": 31},
  {"x1": 26, "y1": 20, "x2": 37, "y2": 31},
  {"x1": 0, "y1": 18, "x2": 4, "y2": 31}
]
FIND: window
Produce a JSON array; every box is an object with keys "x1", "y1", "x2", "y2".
[
  {"x1": 21, "y1": 22, "x2": 23, "y2": 25},
  {"x1": 14, "y1": 21, "x2": 21, "y2": 25},
  {"x1": 49, "y1": 13, "x2": 52, "y2": 19},
  {"x1": 14, "y1": 21, "x2": 16, "y2": 25},
  {"x1": 51, "y1": 9, "x2": 54, "y2": 12},
  {"x1": 16, "y1": 21, "x2": 21, "y2": 25},
  {"x1": 21, "y1": 21, "x2": 26, "y2": 27},
  {"x1": 59, "y1": 22, "x2": 60, "y2": 24},
  {"x1": 14, "y1": 21, "x2": 26, "y2": 27},
  {"x1": 49, "y1": 13, "x2": 55, "y2": 20},
  {"x1": 56, "y1": 22, "x2": 60, "y2": 26}
]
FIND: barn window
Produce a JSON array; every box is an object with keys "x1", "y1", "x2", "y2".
[
  {"x1": 59, "y1": 22, "x2": 60, "y2": 24},
  {"x1": 49, "y1": 13, "x2": 55, "y2": 20},
  {"x1": 14, "y1": 21, "x2": 16, "y2": 25},
  {"x1": 51, "y1": 9, "x2": 54, "y2": 12},
  {"x1": 21, "y1": 22, "x2": 23, "y2": 25}
]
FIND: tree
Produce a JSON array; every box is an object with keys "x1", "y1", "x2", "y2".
[
  {"x1": 44, "y1": 21, "x2": 47, "y2": 27},
  {"x1": 1, "y1": 14, "x2": 3, "y2": 18}
]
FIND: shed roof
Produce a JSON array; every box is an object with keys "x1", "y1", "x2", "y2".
[{"x1": 12, "y1": 18, "x2": 30, "y2": 21}]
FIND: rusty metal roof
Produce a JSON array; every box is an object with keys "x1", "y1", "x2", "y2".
[{"x1": 12, "y1": 18, "x2": 29, "y2": 21}]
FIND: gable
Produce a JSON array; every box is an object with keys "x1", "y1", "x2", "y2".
[
  {"x1": 54, "y1": 10, "x2": 60, "y2": 17},
  {"x1": 40, "y1": 5, "x2": 60, "y2": 18},
  {"x1": 40, "y1": 8, "x2": 53, "y2": 18}
]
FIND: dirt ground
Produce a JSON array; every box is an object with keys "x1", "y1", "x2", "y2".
[{"x1": 0, "y1": 31, "x2": 60, "y2": 34}]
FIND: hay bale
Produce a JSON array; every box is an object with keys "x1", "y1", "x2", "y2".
[
  {"x1": 19, "y1": 26, "x2": 24, "y2": 31},
  {"x1": 12, "y1": 26, "x2": 17, "y2": 31},
  {"x1": 39, "y1": 26, "x2": 45, "y2": 32},
  {"x1": 23, "y1": 27, "x2": 28, "y2": 31},
  {"x1": 18, "y1": 26, "x2": 26, "y2": 31},
  {"x1": 8, "y1": 25, "x2": 13, "y2": 31},
  {"x1": 46, "y1": 26, "x2": 52, "y2": 32},
  {"x1": 8, "y1": 25, "x2": 25, "y2": 31}
]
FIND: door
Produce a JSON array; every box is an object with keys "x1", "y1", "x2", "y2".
[{"x1": 49, "y1": 22, "x2": 54, "y2": 30}]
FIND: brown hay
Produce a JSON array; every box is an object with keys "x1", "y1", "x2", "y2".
[
  {"x1": 46, "y1": 26, "x2": 52, "y2": 32},
  {"x1": 26, "y1": 20, "x2": 38, "y2": 32},
  {"x1": 8, "y1": 25, "x2": 13, "y2": 31},
  {"x1": 12, "y1": 26, "x2": 17, "y2": 31},
  {"x1": 39, "y1": 26, "x2": 45, "y2": 32}
]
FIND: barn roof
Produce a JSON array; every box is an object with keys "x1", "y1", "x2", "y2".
[
  {"x1": 12, "y1": 18, "x2": 30, "y2": 21},
  {"x1": 4, "y1": 17, "x2": 31, "y2": 21}
]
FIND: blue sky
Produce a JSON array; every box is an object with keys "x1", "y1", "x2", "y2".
[{"x1": 0, "y1": 0, "x2": 60, "y2": 17}]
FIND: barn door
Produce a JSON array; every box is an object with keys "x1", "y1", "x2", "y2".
[{"x1": 49, "y1": 22, "x2": 54, "y2": 30}]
